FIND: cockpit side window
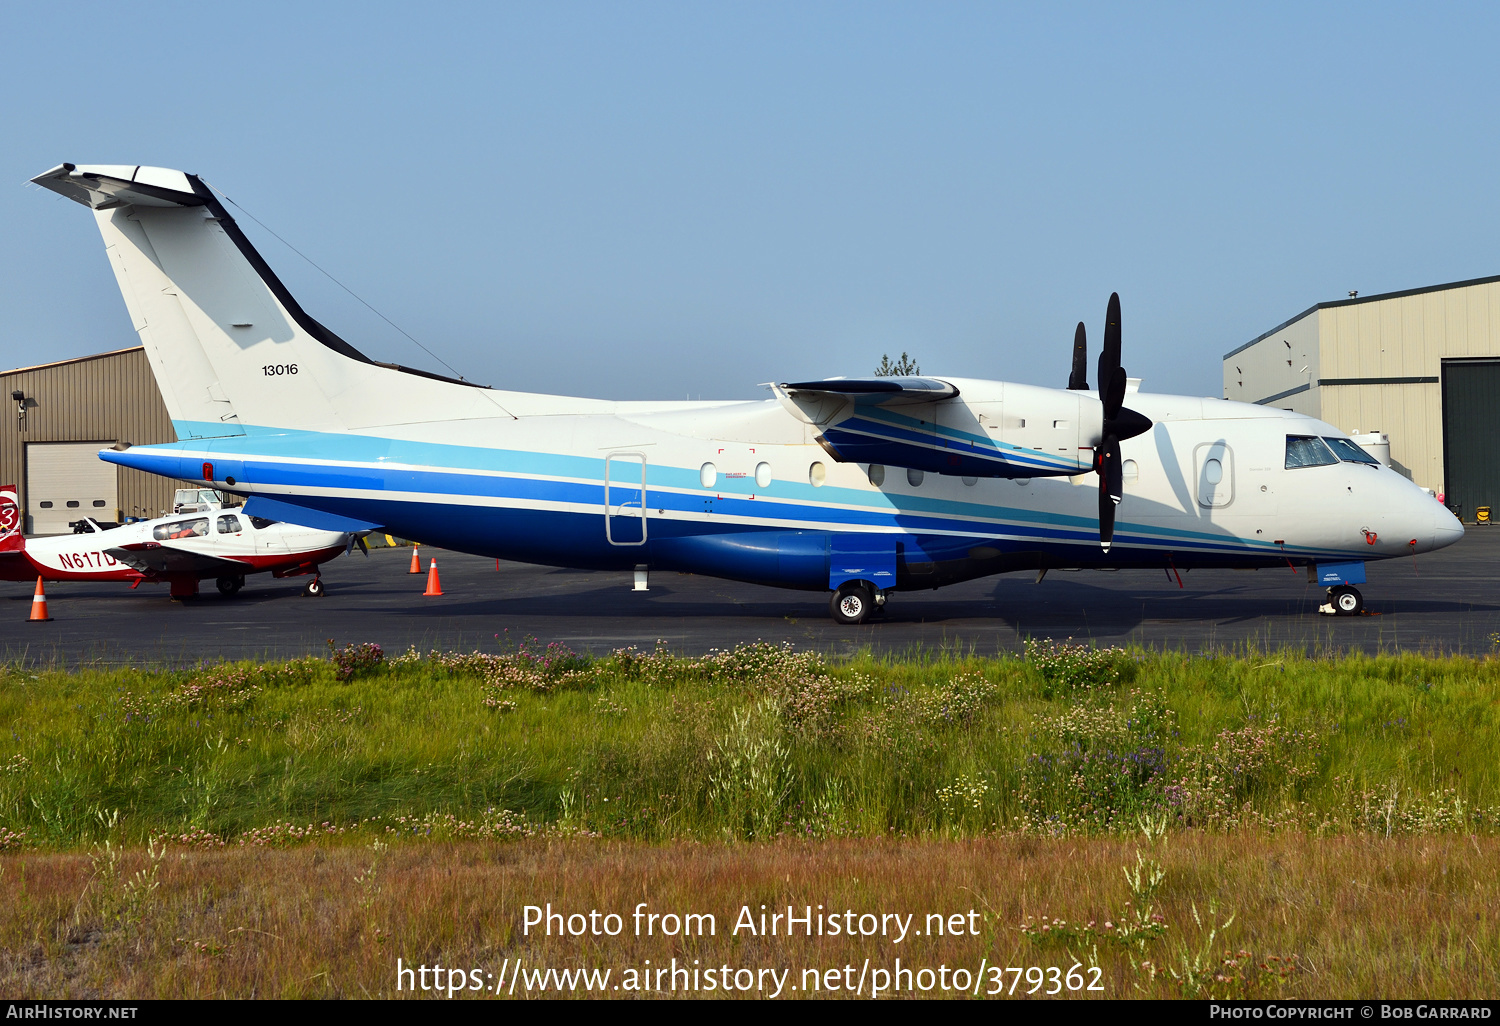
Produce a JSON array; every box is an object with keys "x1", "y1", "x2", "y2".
[
  {"x1": 217, "y1": 514, "x2": 244, "y2": 534},
  {"x1": 248, "y1": 516, "x2": 279, "y2": 530},
  {"x1": 1323, "y1": 437, "x2": 1380, "y2": 465},
  {"x1": 1285, "y1": 435, "x2": 1339, "y2": 469},
  {"x1": 152, "y1": 517, "x2": 209, "y2": 540}
]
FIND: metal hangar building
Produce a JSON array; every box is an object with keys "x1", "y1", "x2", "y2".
[
  {"x1": 1224, "y1": 274, "x2": 1500, "y2": 521},
  {"x1": 0, "y1": 346, "x2": 179, "y2": 534}
]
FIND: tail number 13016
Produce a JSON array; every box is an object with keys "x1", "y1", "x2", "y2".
[{"x1": 263, "y1": 364, "x2": 299, "y2": 376}]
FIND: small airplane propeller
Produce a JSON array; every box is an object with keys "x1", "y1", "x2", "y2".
[
  {"x1": 347, "y1": 532, "x2": 370, "y2": 557},
  {"x1": 1079, "y1": 293, "x2": 1152, "y2": 552}
]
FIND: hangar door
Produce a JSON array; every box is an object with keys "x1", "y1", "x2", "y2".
[
  {"x1": 1442, "y1": 359, "x2": 1500, "y2": 521},
  {"x1": 26, "y1": 442, "x2": 118, "y2": 534}
]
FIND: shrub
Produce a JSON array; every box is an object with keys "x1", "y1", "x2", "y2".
[
  {"x1": 1025, "y1": 637, "x2": 1130, "y2": 695},
  {"x1": 328, "y1": 641, "x2": 385, "y2": 682}
]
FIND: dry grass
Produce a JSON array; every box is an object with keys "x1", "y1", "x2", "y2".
[{"x1": 3, "y1": 832, "x2": 1496, "y2": 999}]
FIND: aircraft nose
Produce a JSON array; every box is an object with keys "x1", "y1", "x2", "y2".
[{"x1": 1431, "y1": 505, "x2": 1464, "y2": 551}]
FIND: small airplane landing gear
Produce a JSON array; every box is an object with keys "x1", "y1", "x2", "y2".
[
  {"x1": 216, "y1": 575, "x2": 245, "y2": 597},
  {"x1": 830, "y1": 581, "x2": 876, "y2": 625},
  {"x1": 303, "y1": 577, "x2": 325, "y2": 598},
  {"x1": 1319, "y1": 585, "x2": 1364, "y2": 616}
]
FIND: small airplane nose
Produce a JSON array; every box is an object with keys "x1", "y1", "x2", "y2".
[{"x1": 1431, "y1": 505, "x2": 1464, "y2": 550}]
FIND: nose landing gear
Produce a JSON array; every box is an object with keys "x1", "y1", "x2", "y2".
[{"x1": 1319, "y1": 585, "x2": 1364, "y2": 616}]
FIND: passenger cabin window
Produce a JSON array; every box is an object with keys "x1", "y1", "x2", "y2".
[
  {"x1": 1323, "y1": 437, "x2": 1380, "y2": 465},
  {"x1": 217, "y1": 514, "x2": 244, "y2": 534},
  {"x1": 153, "y1": 517, "x2": 209, "y2": 541},
  {"x1": 248, "y1": 516, "x2": 279, "y2": 530},
  {"x1": 1284, "y1": 436, "x2": 1339, "y2": 469}
]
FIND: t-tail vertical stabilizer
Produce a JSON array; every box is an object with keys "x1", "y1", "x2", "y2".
[{"x1": 30, "y1": 164, "x2": 513, "y2": 435}]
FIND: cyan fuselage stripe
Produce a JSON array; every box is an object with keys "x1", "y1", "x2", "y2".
[{"x1": 105, "y1": 421, "x2": 1373, "y2": 587}]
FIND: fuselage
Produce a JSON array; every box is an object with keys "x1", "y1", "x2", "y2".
[
  {"x1": 0, "y1": 510, "x2": 348, "y2": 584},
  {"x1": 104, "y1": 380, "x2": 1461, "y2": 593}
]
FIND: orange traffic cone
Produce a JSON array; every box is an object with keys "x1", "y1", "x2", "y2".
[
  {"x1": 28, "y1": 577, "x2": 52, "y2": 622},
  {"x1": 423, "y1": 558, "x2": 443, "y2": 597},
  {"x1": 408, "y1": 544, "x2": 422, "y2": 574}
]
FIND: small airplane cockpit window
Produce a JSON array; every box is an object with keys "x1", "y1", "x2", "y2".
[
  {"x1": 248, "y1": 516, "x2": 279, "y2": 530},
  {"x1": 1322, "y1": 437, "x2": 1380, "y2": 466},
  {"x1": 217, "y1": 514, "x2": 244, "y2": 534},
  {"x1": 1284, "y1": 435, "x2": 1339, "y2": 469},
  {"x1": 153, "y1": 517, "x2": 209, "y2": 540}
]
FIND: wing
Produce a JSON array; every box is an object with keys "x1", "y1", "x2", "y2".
[
  {"x1": 775, "y1": 376, "x2": 1086, "y2": 479},
  {"x1": 105, "y1": 544, "x2": 253, "y2": 577}
]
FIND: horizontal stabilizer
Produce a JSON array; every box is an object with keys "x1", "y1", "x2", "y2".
[{"x1": 31, "y1": 164, "x2": 202, "y2": 209}]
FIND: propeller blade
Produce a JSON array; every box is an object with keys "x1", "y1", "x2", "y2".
[
  {"x1": 1102, "y1": 436, "x2": 1124, "y2": 504},
  {"x1": 357, "y1": 534, "x2": 369, "y2": 557},
  {"x1": 1099, "y1": 473, "x2": 1116, "y2": 552},
  {"x1": 1068, "y1": 322, "x2": 1089, "y2": 390},
  {"x1": 1103, "y1": 366, "x2": 1127, "y2": 419},
  {"x1": 1097, "y1": 292, "x2": 1122, "y2": 416},
  {"x1": 1097, "y1": 434, "x2": 1122, "y2": 550}
]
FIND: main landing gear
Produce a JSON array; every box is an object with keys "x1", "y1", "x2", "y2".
[
  {"x1": 1319, "y1": 585, "x2": 1364, "y2": 616},
  {"x1": 216, "y1": 575, "x2": 245, "y2": 597},
  {"x1": 829, "y1": 581, "x2": 887, "y2": 625}
]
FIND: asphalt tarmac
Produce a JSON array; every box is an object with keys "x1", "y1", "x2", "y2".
[{"x1": 0, "y1": 528, "x2": 1495, "y2": 666}]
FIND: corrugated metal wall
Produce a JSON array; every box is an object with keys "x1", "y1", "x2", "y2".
[
  {"x1": 1230, "y1": 277, "x2": 1500, "y2": 499},
  {"x1": 1223, "y1": 310, "x2": 1320, "y2": 414},
  {"x1": 0, "y1": 347, "x2": 179, "y2": 531},
  {"x1": 1317, "y1": 280, "x2": 1500, "y2": 494}
]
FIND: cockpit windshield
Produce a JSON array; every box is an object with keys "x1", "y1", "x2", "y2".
[
  {"x1": 1323, "y1": 437, "x2": 1380, "y2": 465},
  {"x1": 1285, "y1": 436, "x2": 1338, "y2": 469}
]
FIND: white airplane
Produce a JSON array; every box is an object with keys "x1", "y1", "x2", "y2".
[
  {"x1": 0, "y1": 484, "x2": 354, "y2": 598},
  {"x1": 30, "y1": 163, "x2": 1463, "y2": 622}
]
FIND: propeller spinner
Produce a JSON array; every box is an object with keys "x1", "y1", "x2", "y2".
[{"x1": 1087, "y1": 293, "x2": 1151, "y2": 552}]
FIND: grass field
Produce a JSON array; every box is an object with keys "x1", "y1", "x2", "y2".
[{"x1": 1, "y1": 638, "x2": 1497, "y2": 998}]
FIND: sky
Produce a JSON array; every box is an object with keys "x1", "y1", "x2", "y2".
[{"x1": 2, "y1": 2, "x2": 1498, "y2": 401}]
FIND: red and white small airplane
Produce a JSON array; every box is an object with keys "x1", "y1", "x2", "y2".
[{"x1": 0, "y1": 486, "x2": 358, "y2": 598}]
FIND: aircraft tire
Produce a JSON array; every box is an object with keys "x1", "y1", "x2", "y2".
[
  {"x1": 830, "y1": 581, "x2": 874, "y2": 625},
  {"x1": 304, "y1": 577, "x2": 325, "y2": 598},
  {"x1": 1330, "y1": 585, "x2": 1363, "y2": 616},
  {"x1": 216, "y1": 575, "x2": 244, "y2": 597}
]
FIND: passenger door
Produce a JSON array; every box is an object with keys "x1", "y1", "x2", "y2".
[{"x1": 605, "y1": 452, "x2": 647, "y2": 546}]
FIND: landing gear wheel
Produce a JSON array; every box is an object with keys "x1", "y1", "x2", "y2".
[
  {"x1": 1330, "y1": 585, "x2": 1363, "y2": 616},
  {"x1": 830, "y1": 581, "x2": 875, "y2": 625},
  {"x1": 304, "y1": 577, "x2": 325, "y2": 598},
  {"x1": 216, "y1": 575, "x2": 244, "y2": 597}
]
